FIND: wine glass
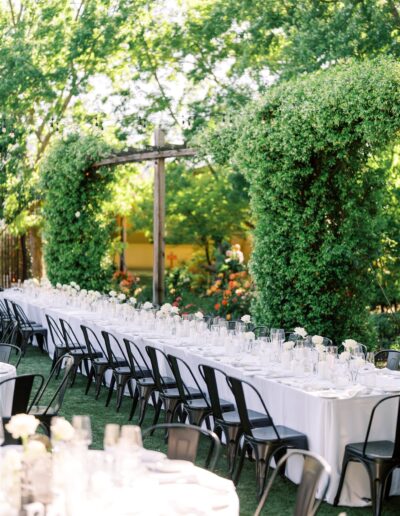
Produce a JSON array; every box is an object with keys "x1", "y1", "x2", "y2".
[
  {"x1": 104, "y1": 424, "x2": 120, "y2": 452},
  {"x1": 72, "y1": 415, "x2": 92, "y2": 447}
]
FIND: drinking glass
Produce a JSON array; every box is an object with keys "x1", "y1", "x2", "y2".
[
  {"x1": 72, "y1": 415, "x2": 92, "y2": 447},
  {"x1": 120, "y1": 425, "x2": 143, "y2": 449},
  {"x1": 366, "y1": 352, "x2": 375, "y2": 366},
  {"x1": 0, "y1": 419, "x2": 4, "y2": 446},
  {"x1": 104, "y1": 424, "x2": 120, "y2": 451}
]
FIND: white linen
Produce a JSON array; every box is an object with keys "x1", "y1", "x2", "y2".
[
  {"x1": 3, "y1": 290, "x2": 400, "y2": 507},
  {"x1": 0, "y1": 362, "x2": 16, "y2": 417}
]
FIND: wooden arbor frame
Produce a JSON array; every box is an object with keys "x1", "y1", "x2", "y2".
[{"x1": 93, "y1": 127, "x2": 196, "y2": 305}]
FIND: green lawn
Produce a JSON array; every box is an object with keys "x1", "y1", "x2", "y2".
[{"x1": 16, "y1": 348, "x2": 400, "y2": 516}]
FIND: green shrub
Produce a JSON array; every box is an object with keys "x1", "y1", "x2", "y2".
[
  {"x1": 201, "y1": 58, "x2": 400, "y2": 344},
  {"x1": 41, "y1": 133, "x2": 116, "y2": 290}
]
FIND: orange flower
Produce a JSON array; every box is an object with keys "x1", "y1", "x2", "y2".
[
  {"x1": 222, "y1": 299, "x2": 228, "y2": 306},
  {"x1": 214, "y1": 303, "x2": 221, "y2": 310},
  {"x1": 224, "y1": 290, "x2": 232, "y2": 297},
  {"x1": 229, "y1": 273, "x2": 236, "y2": 280}
]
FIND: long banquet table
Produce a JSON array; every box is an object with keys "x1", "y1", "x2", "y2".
[{"x1": 4, "y1": 290, "x2": 400, "y2": 508}]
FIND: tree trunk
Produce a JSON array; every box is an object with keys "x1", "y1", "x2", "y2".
[{"x1": 28, "y1": 227, "x2": 43, "y2": 279}]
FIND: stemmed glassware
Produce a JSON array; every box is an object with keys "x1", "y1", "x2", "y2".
[{"x1": 72, "y1": 415, "x2": 92, "y2": 447}]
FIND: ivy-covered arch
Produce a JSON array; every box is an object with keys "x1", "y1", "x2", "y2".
[
  {"x1": 203, "y1": 58, "x2": 400, "y2": 344},
  {"x1": 41, "y1": 133, "x2": 115, "y2": 290}
]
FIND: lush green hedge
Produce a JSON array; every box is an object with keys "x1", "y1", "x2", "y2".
[
  {"x1": 202, "y1": 58, "x2": 400, "y2": 344},
  {"x1": 41, "y1": 134, "x2": 115, "y2": 290}
]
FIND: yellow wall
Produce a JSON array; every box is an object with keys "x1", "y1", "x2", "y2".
[{"x1": 120, "y1": 230, "x2": 252, "y2": 272}]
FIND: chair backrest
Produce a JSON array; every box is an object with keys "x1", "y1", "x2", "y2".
[
  {"x1": 0, "y1": 299, "x2": 11, "y2": 318},
  {"x1": 0, "y1": 320, "x2": 20, "y2": 345},
  {"x1": 60, "y1": 319, "x2": 85, "y2": 351},
  {"x1": 0, "y1": 374, "x2": 44, "y2": 415},
  {"x1": 143, "y1": 423, "x2": 221, "y2": 470},
  {"x1": 10, "y1": 301, "x2": 32, "y2": 328},
  {"x1": 45, "y1": 314, "x2": 66, "y2": 349},
  {"x1": 254, "y1": 449, "x2": 331, "y2": 516},
  {"x1": 30, "y1": 354, "x2": 74, "y2": 414},
  {"x1": 363, "y1": 394, "x2": 400, "y2": 459},
  {"x1": 81, "y1": 324, "x2": 107, "y2": 360},
  {"x1": 167, "y1": 354, "x2": 207, "y2": 405},
  {"x1": 3, "y1": 299, "x2": 16, "y2": 320},
  {"x1": 0, "y1": 343, "x2": 22, "y2": 368},
  {"x1": 145, "y1": 346, "x2": 172, "y2": 392},
  {"x1": 374, "y1": 349, "x2": 400, "y2": 371},
  {"x1": 226, "y1": 375, "x2": 274, "y2": 436},
  {"x1": 101, "y1": 330, "x2": 128, "y2": 365},
  {"x1": 198, "y1": 364, "x2": 229, "y2": 419},
  {"x1": 124, "y1": 338, "x2": 152, "y2": 379}
]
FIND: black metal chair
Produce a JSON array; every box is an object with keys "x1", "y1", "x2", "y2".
[
  {"x1": 334, "y1": 394, "x2": 400, "y2": 516},
  {"x1": 10, "y1": 300, "x2": 48, "y2": 353},
  {"x1": 227, "y1": 375, "x2": 308, "y2": 498},
  {"x1": 0, "y1": 373, "x2": 44, "y2": 445},
  {"x1": 81, "y1": 325, "x2": 109, "y2": 398},
  {"x1": 146, "y1": 346, "x2": 201, "y2": 426},
  {"x1": 199, "y1": 364, "x2": 270, "y2": 475},
  {"x1": 45, "y1": 315, "x2": 70, "y2": 376},
  {"x1": 124, "y1": 338, "x2": 160, "y2": 424},
  {"x1": 167, "y1": 354, "x2": 234, "y2": 428},
  {"x1": 102, "y1": 330, "x2": 149, "y2": 411},
  {"x1": 0, "y1": 343, "x2": 22, "y2": 368},
  {"x1": 28, "y1": 354, "x2": 75, "y2": 434},
  {"x1": 255, "y1": 449, "x2": 331, "y2": 516},
  {"x1": 143, "y1": 423, "x2": 221, "y2": 471},
  {"x1": 374, "y1": 349, "x2": 400, "y2": 371},
  {"x1": 60, "y1": 318, "x2": 101, "y2": 385}
]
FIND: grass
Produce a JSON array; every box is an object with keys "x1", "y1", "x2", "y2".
[{"x1": 16, "y1": 347, "x2": 400, "y2": 516}]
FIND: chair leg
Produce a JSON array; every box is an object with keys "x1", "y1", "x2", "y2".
[
  {"x1": 137, "y1": 385, "x2": 154, "y2": 425},
  {"x1": 105, "y1": 376, "x2": 116, "y2": 407},
  {"x1": 129, "y1": 388, "x2": 139, "y2": 421},
  {"x1": 85, "y1": 368, "x2": 95, "y2": 395},
  {"x1": 152, "y1": 398, "x2": 163, "y2": 427},
  {"x1": 334, "y1": 453, "x2": 351, "y2": 506},
  {"x1": 116, "y1": 376, "x2": 130, "y2": 412},
  {"x1": 233, "y1": 442, "x2": 247, "y2": 486}
]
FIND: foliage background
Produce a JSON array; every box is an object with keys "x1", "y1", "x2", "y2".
[
  {"x1": 41, "y1": 133, "x2": 116, "y2": 290},
  {"x1": 202, "y1": 58, "x2": 400, "y2": 344}
]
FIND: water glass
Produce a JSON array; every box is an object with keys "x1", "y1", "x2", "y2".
[
  {"x1": 120, "y1": 425, "x2": 143, "y2": 449},
  {"x1": 104, "y1": 424, "x2": 120, "y2": 451},
  {"x1": 366, "y1": 352, "x2": 375, "y2": 366},
  {"x1": 0, "y1": 419, "x2": 4, "y2": 446},
  {"x1": 72, "y1": 415, "x2": 92, "y2": 447}
]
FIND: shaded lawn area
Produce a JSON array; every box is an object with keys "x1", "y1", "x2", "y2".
[{"x1": 16, "y1": 348, "x2": 400, "y2": 516}]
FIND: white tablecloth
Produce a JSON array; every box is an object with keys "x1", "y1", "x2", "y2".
[
  {"x1": 0, "y1": 363, "x2": 16, "y2": 418},
  {"x1": 3, "y1": 291, "x2": 400, "y2": 507}
]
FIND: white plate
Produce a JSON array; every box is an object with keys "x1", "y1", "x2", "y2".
[
  {"x1": 140, "y1": 450, "x2": 166, "y2": 463},
  {"x1": 147, "y1": 459, "x2": 194, "y2": 473}
]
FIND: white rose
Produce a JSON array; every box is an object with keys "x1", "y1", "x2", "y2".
[
  {"x1": 339, "y1": 351, "x2": 351, "y2": 362},
  {"x1": 129, "y1": 297, "x2": 137, "y2": 305},
  {"x1": 51, "y1": 417, "x2": 75, "y2": 442},
  {"x1": 194, "y1": 311, "x2": 204, "y2": 320},
  {"x1": 118, "y1": 293, "x2": 126, "y2": 301},
  {"x1": 170, "y1": 306, "x2": 180, "y2": 314},
  {"x1": 25, "y1": 440, "x2": 47, "y2": 459},
  {"x1": 312, "y1": 335, "x2": 324, "y2": 346},
  {"x1": 294, "y1": 327, "x2": 307, "y2": 338},
  {"x1": 244, "y1": 331, "x2": 255, "y2": 341},
  {"x1": 75, "y1": 211, "x2": 81, "y2": 218},
  {"x1": 343, "y1": 339, "x2": 358, "y2": 351},
  {"x1": 143, "y1": 301, "x2": 153, "y2": 310},
  {"x1": 283, "y1": 341, "x2": 294, "y2": 351},
  {"x1": 173, "y1": 314, "x2": 181, "y2": 322},
  {"x1": 241, "y1": 314, "x2": 251, "y2": 324},
  {"x1": 5, "y1": 414, "x2": 40, "y2": 439},
  {"x1": 80, "y1": 289, "x2": 87, "y2": 296},
  {"x1": 109, "y1": 290, "x2": 117, "y2": 298},
  {"x1": 161, "y1": 303, "x2": 172, "y2": 313},
  {"x1": 56, "y1": 283, "x2": 62, "y2": 289}
]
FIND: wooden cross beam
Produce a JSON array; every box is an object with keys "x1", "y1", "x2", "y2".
[{"x1": 92, "y1": 127, "x2": 196, "y2": 305}]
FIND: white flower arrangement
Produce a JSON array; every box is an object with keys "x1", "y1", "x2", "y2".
[
  {"x1": 117, "y1": 293, "x2": 126, "y2": 302},
  {"x1": 5, "y1": 414, "x2": 40, "y2": 440},
  {"x1": 241, "y1": 314, "x2": 251, "y2": 324},
  {"x1": 244, "y1": 331, "x2": 255, "y2": 341},
  {"x1": 283, "y1": 341, "x2": 294, "y2": 351},
  {"x1": 194, "y1": 311, "x2": 204, "y2": 320},
  {"x1": 160, "y1": 303, "x2": 173, "y2": 313},
  {"x1": 128, "y1": 297, "x2": 137, "y2": 306},
  {"x1": 170, "y1": 306, "x2": 180, "y2": 314},
  {"x1": 51, "y1": 417, "x2": 75, "y2": 442},
  {"x1": 312, "y1": 335, "x2": 324, "y2": 346},
  {"x1": 343, "y1": 339, "x2": 358, "y2": 351},
  {"x1": 56, "y1": 282, "x2": 62, "y2": 289},
  {"x1": 315, "y1": 344, "x2": 326, "y2": 355},
  {"x1": 294, "y1": 327, "x2": 307, "y2": 338},
  {"x1": 142, "y1": 301, "x2": 153, "y2": 310},
  {"x1": 109, "y1": 290, "x2": 117, "y2": 298},
  {"x1": 339, "y1": 351, "x2": 351, "y2": 362}
]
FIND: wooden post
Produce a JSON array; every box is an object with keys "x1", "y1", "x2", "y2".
[{"x1": 153, "y1": 127, "x2": 166, "y2": 305}]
